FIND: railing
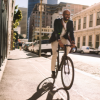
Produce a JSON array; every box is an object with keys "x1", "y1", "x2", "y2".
[{"x1": 0, "y1": 0, "x2": 8, "y2": 68}]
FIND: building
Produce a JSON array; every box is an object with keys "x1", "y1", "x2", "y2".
[
  {"x1": 32, "y1": 26, "x2": 53, "y2": 41},
  {"x1": 72, "y1": 2, "x2": 100, "y2": 49},
  {"x1": 18, "y1": 7, "x2": 27, "y2": 38},
  {"x1": 29, "y1": 2, "x2": 88, "y2": 41},
  {"x1": 14, "y1": 27, "x2": 21, "y2": 35},
  {"x1": 28, "y1": 0, "x2": 47, "y2": 18},
  {"x1": 52, "y1": 2, "x2": 89, "y2": 27},
  {"x1": 47, "y1": 0, "x2": 58, "y2": 4},
  {"x1": 0, "y1": 0, "x2": 15, "y2": 72}
]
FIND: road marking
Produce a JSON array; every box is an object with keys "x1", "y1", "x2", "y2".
[{"x1": 75, "y1": 68, "x2": 100, "y2": 81}]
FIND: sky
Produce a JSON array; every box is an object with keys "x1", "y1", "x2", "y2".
[{"x1": 15, "y1": 0, "x2": 100, "y2": 8}]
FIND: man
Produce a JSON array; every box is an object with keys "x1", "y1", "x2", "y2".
[
  {"x1": 19, "y1": 42, "x2": 22, "y2": 51},
  {"x1": 49, "y1": 9, "x2": 75, "y2": 78}
]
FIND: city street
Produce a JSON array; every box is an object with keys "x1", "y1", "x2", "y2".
[{"x1": 0, "y1": 49, "x2": 100, "y2": 100}]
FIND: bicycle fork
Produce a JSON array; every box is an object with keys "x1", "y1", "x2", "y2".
[{"x1": 64, "y1": 46, "x2": 70, "y2": 74}]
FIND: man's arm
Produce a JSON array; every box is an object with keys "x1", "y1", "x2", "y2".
[
  {"x1": 70, "y1": 21, "x2": 75, "y2": 48},
  {"x1": 54, "y1": 19, "x2": 59, "y2": 40},
  {"x1": 70, "y1": 21, "x2": 75, "y2": 42}
]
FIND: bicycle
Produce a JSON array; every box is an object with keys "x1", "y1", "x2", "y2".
[{"x1": 54, "y1": 44, "x2": 74, "y2": 90}]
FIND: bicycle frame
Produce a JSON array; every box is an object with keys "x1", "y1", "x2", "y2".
[{"x1": 57, "y1": 44, "x2": 71, "y2": 73}]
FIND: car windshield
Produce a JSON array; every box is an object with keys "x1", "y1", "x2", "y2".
[{"x1": 86, "y1": 47, "x2": 89, "y2": 49}]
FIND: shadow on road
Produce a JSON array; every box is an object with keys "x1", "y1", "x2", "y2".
[{"x1": 27, "y1": 77, "x2": 70, "y2": 100}]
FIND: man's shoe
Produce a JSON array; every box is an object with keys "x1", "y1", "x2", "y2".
[{"x1": 51, "y1": 71, "x2": 55, "y2": 78}]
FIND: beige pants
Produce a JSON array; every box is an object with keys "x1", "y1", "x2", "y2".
[
  {"x1": 19, "y1": 46, "x2": 22, "y2": 51},
  {"x1": 51, "y1": 37, "x2": 71, "y2": 71}
]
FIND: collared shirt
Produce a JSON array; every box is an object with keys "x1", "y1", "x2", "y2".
[{"x1": 60, "y1": 19, "x2": 68, "y2": 37}]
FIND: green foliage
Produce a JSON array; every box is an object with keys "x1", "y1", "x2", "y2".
[
  {"x1": 13, "y1": 5, "x2": 23, "y2": 28},
  {"x1": 42, "y1": 33, "x2": 49, "y2": 39},
  {"x1": 13, "y1": 32, "x2": 17, "y2": 48},
  {"x1": 14, "y1": 31, "x2": 18, "y2": 42}
]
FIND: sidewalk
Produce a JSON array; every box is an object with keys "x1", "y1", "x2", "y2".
[{"x1": 0, "y1": 49, "x2": 55, "y2": 100}]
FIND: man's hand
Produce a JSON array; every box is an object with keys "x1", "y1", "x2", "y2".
[
  {"x1": 71, "y1": 41, "x2": 75, "y2": 48},
  {"x1": 58, "y1": 39, "x2": 64, "y2": 48}
]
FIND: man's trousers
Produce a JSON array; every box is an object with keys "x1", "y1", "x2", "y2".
[{"x1": 51, "y1": 37, "x2": 71, "y2": 71}]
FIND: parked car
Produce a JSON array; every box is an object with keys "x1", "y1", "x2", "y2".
[
  {"x1": 28, "y1": 42, "x2": 34, "y2": 52},
  {"x1": 33, "y1": 39, "x2": 52, "y2": 55},
  {"x1": 23, "y1": 42, "x2": 33, "y2": 51},
  {"x1": 72, "y1": 46, "x2": 77, "y2": 53},
  {"x1": 80, "y1": 46, "x2": 94, "y2": 54},
  {"x1": 97, "y1": 46, "x2": 100, "y2": 54},
  {"x1": 91, "y1": 46, "x2": 100, "y2": 54},
  {"x1": 23, "y1": 44, "x2": 30, "y2": 51}
]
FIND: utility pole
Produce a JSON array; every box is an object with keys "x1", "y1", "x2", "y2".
[{"x1": 39, "y1": 0, "x2": 42, "y2": 57}]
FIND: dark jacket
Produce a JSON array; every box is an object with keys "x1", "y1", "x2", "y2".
[
  {"x1": 49, "y1": 19, "x2": 75, "y2": 43},
  {"x1": 19, "y1": 42, "x2": 22, "y2": 46}
]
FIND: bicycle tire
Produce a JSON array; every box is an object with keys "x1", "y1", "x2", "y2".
[
  {"x1": 55, "y1": 56, "x2": 59, "y2": 78},
  {"x1": 61, "y1": 56, "x2": 74, "y2": 90}
]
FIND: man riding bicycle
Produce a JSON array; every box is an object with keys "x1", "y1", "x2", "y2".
[{"x1": 49, "y1": 9, "x2": 75, "y2": 78}]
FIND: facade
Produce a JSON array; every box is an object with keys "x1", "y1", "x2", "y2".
[
  {"x1": 47, "y1": 0, "x2": 58, "y2": 4},
  {"x1": 14, "y1": 27, "x2": 21, "y2": 35},
  {"x1": 0, "y1": 0, "x2": 15, "y2": 69},
  {"x1": 18, "y1": 7, "x2": 27, "y2": 38},
  {"x1": 52, "y1": 2, "x2": 89, "y2": 27},
  {"x1": 72, "y1": 2, "x2": 100, "y2": 48},
  {"x1": 32, "y1": 26, "x2": 53, "y2": 41}
]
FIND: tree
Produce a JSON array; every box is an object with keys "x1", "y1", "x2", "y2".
[
  {"x1": 42, "y1": 33, "x2": 49, "y2": 39},
  {"x1": 13, "y1": 5, "x2": 23, "y2": 28},
  {"x1": 14, "y1": 31, "x2": 18, "y2": 42}
]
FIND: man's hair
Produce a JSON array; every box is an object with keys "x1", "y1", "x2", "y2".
[{"x1": 63, "y1": 9, "x2": 70, "y2": 14}]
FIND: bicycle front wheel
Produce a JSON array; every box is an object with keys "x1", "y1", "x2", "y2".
[{"x1": 61, "y1": 56, "x2": 74, "y2": 90}]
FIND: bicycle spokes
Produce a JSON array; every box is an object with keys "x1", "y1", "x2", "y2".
[
  {"x1": 61, "y1": 57, "x2": 74, "y2": 90},
  {"x1": 64, "y1": 60, "x2": 70, "y2": 74}
]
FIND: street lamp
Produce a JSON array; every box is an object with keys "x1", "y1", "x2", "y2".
[{"x1": 39, "y1": 0, "x2": 42, "y2": 57}]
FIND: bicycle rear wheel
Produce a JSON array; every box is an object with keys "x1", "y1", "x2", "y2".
[{"x1": 61, "y1": 56, "x2": 74, "y2": 90}]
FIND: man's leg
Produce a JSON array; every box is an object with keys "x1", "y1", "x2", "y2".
[
  {"x1": 61, "y1": 37, "x2": 71, "y2": 55},
  {"x1": 51, "y1": 40, "x2": 58, "y2": 71}
]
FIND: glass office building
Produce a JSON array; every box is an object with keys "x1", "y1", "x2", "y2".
[
  {"x1": 28, "y1": 0, "x2": 40, "y2": 18},
  {"x1": 28, "y1": 0, "x2": 47, "y2": 18},
  {"x1": 47, "y1": 0, "x2": 58, "y2": 4}
]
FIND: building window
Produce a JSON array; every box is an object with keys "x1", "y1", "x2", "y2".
[
  {"x1": 71, "y1": 9, "x2": 74, "y2": 12},
  {"x1": 68, "y1": 5, "x2": 70, "y2": 7},
  {"x1": 95, "y1": 34, "x2": 100, "y2": 48},
  {"x1": 89, "y1": 14, "x2": 93, "y2": 27},
  {"x1": 88, "y1": 35, "x2": 92, "y2": 47},
  {"x1": 83, "y1": 36, "x2": 86, "y2": 46},
  {"x1": 77, "y1": 37, "x2": 80, "y2": 48},
  {"x1": 83, "y1": 17, "x2": 86, "y2": 29},
  {"x1": 97, "y1": 11, "x2": 100, "y2": 25},
  {"x1": 78, "y1": 19, "x2": 81, "y2": 30},
  {"x1": 74, "y1": 21, "x2": 76, "y2": 31}
]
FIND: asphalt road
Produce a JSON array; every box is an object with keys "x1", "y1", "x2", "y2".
[{"x1": 0, "y1": 50, "x2": 100, "y2": 100}]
